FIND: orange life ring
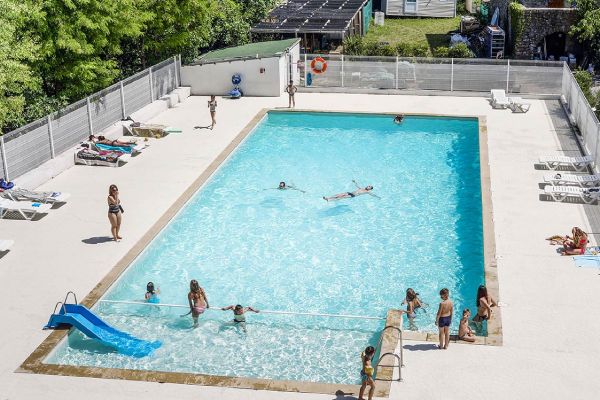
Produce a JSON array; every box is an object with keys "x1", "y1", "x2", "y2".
[{"x1": 311, "y1": 57, "x2": 327, "y2": 74}]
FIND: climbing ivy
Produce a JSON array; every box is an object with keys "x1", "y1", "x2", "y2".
[{"x1": 509, "y1": 1, "x2": 525, "y2": 56}]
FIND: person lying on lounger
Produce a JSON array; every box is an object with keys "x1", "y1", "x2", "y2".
[
  {"x1": 89, "y1": 135, "x2": 136, "y2": 147},
  {"x1": 323, "y1": 180, "x2": 380, "y2": 201}
]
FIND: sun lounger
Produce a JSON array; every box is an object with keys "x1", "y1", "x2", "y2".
[
  {"x1": 0, "y1": 198, "x2": 52, "y2": 220},
  {"x1": 508, "y1": 97, "x2": 531, "y2": 113},
  {"x1": 543, "y1": 185, "x2": 600, "y2": 204},
  {"x1": 538, "y1": 155, "x2": 594, "y2": 171},
  {"x1": 543, "y1": 173, "x2": 600, "y2": 187},
  {"x1": 0, "y1": 239, "x2": 14, "y2": 252},
  {"x1": 94, "y1": 142, "x2": 146, "y2": 155},
  {"x1": 123, "y1": 123, "x2": 168, "y2": 138},
  {"x1": 491, "y1": 89, "x2": 510, "y2": 109},
  {"x1": 75, "y1": 147, "x2": 131, "y2": 167},
  {"x1": 1, "y1": 187, "x2": 70, "y2": 204}
]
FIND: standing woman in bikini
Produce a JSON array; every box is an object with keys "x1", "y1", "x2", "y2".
[
  {"x1": 107, "y1": 184, "x2": 122, "y2": 241},
  {"x1": 188, "y1": 279, "x2": 209, "y2": 328},
  {"x1": 208, "y1": 95, "x2": 217, "y2": 129}
]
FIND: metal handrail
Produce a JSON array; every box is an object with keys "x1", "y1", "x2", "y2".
[
  {"x1": 61, "y1": 291, "x2": 78, "y2": 314},
  {"x1": 373, "y1": 325, "x2": 403, "y2": 382},
  {"x1": 51, "y1": 301, "x2": 63, "y2": 315}
]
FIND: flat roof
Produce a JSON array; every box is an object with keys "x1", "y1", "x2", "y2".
[
  {"x1": 193, "y1": 39, "x2": 300, "y2": 65},
  {"x1": 251, "y1": 0, "x2": 368, "y2": 35}
]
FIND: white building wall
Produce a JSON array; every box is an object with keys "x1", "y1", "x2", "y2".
[{"x1": 181, "y1": 57, "x2": 283, "y2": 97}]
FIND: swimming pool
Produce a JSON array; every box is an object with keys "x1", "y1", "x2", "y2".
[{"x1": 46, "y1": 111, "x2": 484, "y2": 384}]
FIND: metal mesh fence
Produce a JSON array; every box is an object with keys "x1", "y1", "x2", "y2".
[
  {"x1": 303, "y1": 54, "x2": 564, "y2": 94},
  {"x1": 0, "y1": 56, "x2": 179, "y2": 181}
]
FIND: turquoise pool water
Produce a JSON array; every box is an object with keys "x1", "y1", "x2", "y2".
[{"x1": 47, "y1": 111, "x2": 484, "y2": 384}]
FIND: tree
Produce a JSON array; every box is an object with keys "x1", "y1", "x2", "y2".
[
  {"x1": 235, "y1": 0, "x2": 279, "y2": 26},
  {"x1": 570, "y1": 0, "x2": 600, "y2": 66},
  {"x1": 0, "y1": 1, "x2": 41, "y2": 133},
  {"x1": 31, "y1": 0, "x2": 149, "y2": 101},
  {"x1": 208, "y1": 0, "x2": 250, "y2": 52}
]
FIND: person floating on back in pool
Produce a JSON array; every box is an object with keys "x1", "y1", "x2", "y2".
[
  {"x1": 323, "y1": 180, "x2": 380, "y2": 202},
  {"x1": 394, "y1": 114, "x2": 404, "y2": 124},
  {"x1": 221, "y1": 304, "x2": 259, "y2": 332},
  {"x1": 144, "y1": 281, "x2": 160, "y2": 303},
  {"x1": 188, "y1": 279, "x2": 209, "y2": 328}
]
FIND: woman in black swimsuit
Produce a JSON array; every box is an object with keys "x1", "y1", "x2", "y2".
[{"x1": 107, "y1": 184, "x2": 123, "y2": 241}]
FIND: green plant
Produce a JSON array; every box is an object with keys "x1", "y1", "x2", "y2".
[
  {"x1": 509, "y1": 1, "x2": 525, "y2": 56},
  {"x1": 363, "y1": 41, "x2": 383, "y2": 56},
  {"x1": 448, "y1": 43, "x2": 475, "y2": 58},
  {"x1": 432, "y1": 46, "x2": 450, "y2": 58},
  {"x1": 396, "y1": 42, "x2": 429, "y2": 57},
  {"x1": 343, "y1": 35, "x2": 365, "y2": 55},
  {"x1": 573, "y1": 69, "x2": 600, "y2": 118}
]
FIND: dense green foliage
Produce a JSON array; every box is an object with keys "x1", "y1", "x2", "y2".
[
  {"x1": 508, "y1": 1, "x2": 525, "y2": 57},
  {"x1": 0, "y1": 2, "x2": 42, "y2": 132},
  {"x1": 570, "y1": 0, "x2": 600, "y2": 67},
  {"x1": 0, "y1": 0, "x2": 277, "y2": 133},
  {"x1": 432, "y1": 43, "x2": 475, "y2": 58},
  {"x1": 574, "y1": 70, "x2": 600, "y2": 118},
  {"x1": 342, "y1": 36, "x2": 429, "y2": 57}
]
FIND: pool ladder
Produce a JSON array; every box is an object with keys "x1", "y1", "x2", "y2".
[{"x1": 374, "y1": 325, "x2": 404, "y2": 382}]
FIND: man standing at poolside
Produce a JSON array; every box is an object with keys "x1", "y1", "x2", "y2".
[{"x1": 285, "y1": 80, "x2": 297, "y2": 108}]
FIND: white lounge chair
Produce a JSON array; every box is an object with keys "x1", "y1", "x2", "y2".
[
  {"x1": 1, "y1": 188, "x2": 70, "y2": 204},
  {"x1": 508, "y1": 97, "x2": 531, "y2": 113},
  {"x1": 543, "y1": 173, "x2": 600, "y2": 187},
  {"x1": 544, "y1": 185, "x2": 600, "y2": 204},
  {"x1": 0, "y1": 198, "x2": 52, "y2": 220},
  {"x1": 538, "y1": 155, "x2": 594, "y2": 171},
  {"x1": 0, "y1": 239, "x2": 14, "y2": 252},
  {"x1": 491, "y1": 89, "x2": 510, "y2": 109}
]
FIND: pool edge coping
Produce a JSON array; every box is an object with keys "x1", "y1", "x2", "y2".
[{"x1": 18, "y1": 109, "x2": 500, "y2": 397}]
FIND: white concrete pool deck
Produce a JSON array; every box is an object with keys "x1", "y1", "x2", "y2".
[{"x1": 1, "y1": 93, "x2": 599, "y2": 399}]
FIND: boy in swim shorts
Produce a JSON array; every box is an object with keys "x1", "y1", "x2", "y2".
[
  {"x1": 221, "y1": 304, "x2": 259, "y2": 332},
  {"x1": 458, "y1": 308, "x2": 475, "y2": 342},
  {"x1": 435, "y1": 288, "x2": 453, "y2": 349}
]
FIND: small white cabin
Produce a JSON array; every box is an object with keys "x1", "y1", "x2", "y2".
[{"x1": 381, "y1": 0, "x2": 457, "y2": 17}]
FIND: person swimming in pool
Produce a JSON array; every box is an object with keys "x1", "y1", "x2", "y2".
[
  {"x1": 264, "y1": 181, "x2": 306, "y2": 193},
  {"x1": 394, "y1": 114, "x2": 404, "y2": 124},
  {"x1": 323, "y1": 180, "x2": 380, "y2": 202},
  {"x1": 187, "y1": 279, "x2": 209, "y2": 328},
  {"x1": 221, "y1": 304, "x2": 259, "y2": 332},
  {"x1": 144, "y1": 281, "x2": 160, "y2": 303}
]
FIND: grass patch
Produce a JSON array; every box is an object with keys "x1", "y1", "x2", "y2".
[{"x1": 364, "y1": 16, "x2": 461, "y2": 55}]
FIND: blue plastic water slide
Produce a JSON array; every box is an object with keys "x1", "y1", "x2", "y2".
[{"x1": 44, "y1": 303, "x2": 161, "y2": 357}]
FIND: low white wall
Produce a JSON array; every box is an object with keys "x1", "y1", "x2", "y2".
[{"x1": 181, "y1": 57, "x2": 283, "y2": 97}]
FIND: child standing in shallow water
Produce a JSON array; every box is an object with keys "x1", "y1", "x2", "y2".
[
  {"x1": 458, "y1": 309, "x2": 475, "y2": 342},
  {"x1": 435, "y1": 288, "x2": 453, "y2": 349}
]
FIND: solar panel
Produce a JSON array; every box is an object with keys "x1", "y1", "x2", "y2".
[{"x1": 250, "y1": 0, "x2": 367, "y2": 34}]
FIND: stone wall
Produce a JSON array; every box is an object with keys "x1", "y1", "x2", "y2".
[
  {"x1": 489, "y1": 0, "x2": 511, "y2": 30},
  {"x1": 520, "y1": 0, "x2": 549, "y2": 7},
  {"x1": 511, "y1": 8, "x2": 578, "y2": 58}
]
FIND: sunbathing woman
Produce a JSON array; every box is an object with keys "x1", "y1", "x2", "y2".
[
  {"x1": 562, "y1": 227, "x2": 588, "y2": 255},
  {"x1": 90, "y1": 135, "x2": 135, "y2": 147},
  {"x1": 323, "y1": 180, "x2": 380, "y2": 202}
]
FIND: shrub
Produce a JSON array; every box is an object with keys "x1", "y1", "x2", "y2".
[
  {"x1": 447, "y1": 43, "x2": 475, "y2": 58},
  {"x1": 396, "y1": 42, "x2": 430, "y2": 57},
  {"x1": 343, "y1": 35, "x2": 364, "y2": 55},
  {"x1": 432, "y1": 46, "x2": 450, "y2": 58}
]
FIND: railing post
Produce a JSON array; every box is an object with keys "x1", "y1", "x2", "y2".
[
  {"x1": 120, "y1": 81, "x2": 126, "y2": 119},
  {"x1": 47, "y1": 115, "x2": 55, "y2": 159},
  {"x1": 450, "y1": 58, "x2": 454, "y2": 92},
  {"x1": 395, "y1": 56, "x2": 399, "y2": 90},
  {"x1": 506, "y1": 59, "x2": 510, "y2": 94},
  {"x1": 341, "y1": 54, "x2": 344, "y2": 88},
  {"x1": 304, "y1": 53, "x2": 307, "y2": 87},
  {"x1": 174, "y1": 56, "x2": 179, "y2": 88},
  {"x1": 149, "y1": 67, "x2": 155, "y2": 101},
  {"x1": 0, "y1": 135, "x2": 9, "y2": 181},
  {"x1": 86, "y1": 97, "x2": 94, "y2": 135}
]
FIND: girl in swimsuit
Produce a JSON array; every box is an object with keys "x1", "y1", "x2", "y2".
[
  {"x1": 145, "y1": 282, "x2": 160, "y2": 303},
  {"x1": 401, "y1": 288, "x2": 422, "y2": 330},
  {"x1": 358, "y1": 346, "x2": 376, "y2": 400},
  {"x1": 208, "y1": 95, "x2": 217, "y2": 129},
  {"x1": 561, "y1": 227, "x2": 588, "y2": 255},
  {"x1": 472, "y1": 285, "x2": 497, "y2": 323},
  {"x1": 188, "y1": 279, "x2": 209, "y2": 328},
  {"x1": 107, "y1": 184, "x2": 122, "y2": 241}
]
